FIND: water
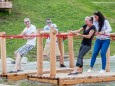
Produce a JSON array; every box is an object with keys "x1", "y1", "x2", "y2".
[{"x1": 0, "y1": 56, "x2": 115, "y2": 86}]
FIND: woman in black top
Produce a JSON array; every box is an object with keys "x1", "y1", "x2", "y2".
[{"x1": 68, "y1": 16, "x2": 96, "y2": 75}]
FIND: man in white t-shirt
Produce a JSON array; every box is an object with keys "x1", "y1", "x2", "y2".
[
  {"x1": 10, "y1": 18, "x2": 36, "y2": 73},
  {"x1": 43, "y1": 18, "x2": 66, "y2": 68}
]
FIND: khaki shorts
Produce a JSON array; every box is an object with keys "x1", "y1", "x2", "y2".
[{"x1": 43, "y1": 42, "x2": 61, "y2": 56}]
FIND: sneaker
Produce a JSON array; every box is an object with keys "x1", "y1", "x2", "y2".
[
  {"x1": 99, "y1": 70, "x2": 105, "y2": 73},
  {"x1": 87, "y1": 69, "x2": 92, "y2": 73},
  {"x1": 60, "y1": 64, "x2": 66, "y2": 68}
]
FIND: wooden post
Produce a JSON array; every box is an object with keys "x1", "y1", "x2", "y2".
[
  {"x1": 106, "y1": 46, "x2": 110, "y2": 72},
  {"x1": 50, "y1": 28, "x2": 56, "y2": 77},
  {"x1": 57, "y1": 35, "x2": 64, "y2": 65},
  {"x1": 37, "y1": 29, "x2": 43, "y2": 75},
  {"x1": 0, "y1": 32, "x2": 7, "y2": 74},
  {"x1": 68, "y1": 31, "x2": 74, "y2": 68}
]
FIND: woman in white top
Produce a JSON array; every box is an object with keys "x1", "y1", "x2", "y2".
[{"x1": 88, "y1": 11, "x2": 112, "y2": 73}]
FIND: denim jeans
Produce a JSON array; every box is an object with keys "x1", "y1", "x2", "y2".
[{"x1": 90, "y1": 39, "x2": 110, "y2": 70}]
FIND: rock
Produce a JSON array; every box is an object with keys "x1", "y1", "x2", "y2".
[{"x1": 21, "y1": 57, "x2": 28, "y2": 64}]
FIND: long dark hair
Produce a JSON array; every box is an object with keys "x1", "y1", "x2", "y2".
[{"x1": 94, "y1": 11, "x2": 105, "y2": 32}]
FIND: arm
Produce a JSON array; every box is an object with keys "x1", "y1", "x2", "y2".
[
  {"x1": 78, "y1": 30, "x2": 95, "y2": 39},
  {"x1": 98, "y1": 20, "x2": 112, "y2": 35},
  {"x1": 71, "y1": 27, "x2": 84, "y2": 34},
  {"x1": 19, "y1": 29, "x2": 26, "y2": 36},
  {"x1": 24, "y1": 32, "x2": 36, "y2": 39},
  {"x1": 104, "y1": 20, "x2": 112, "y2": 33}
]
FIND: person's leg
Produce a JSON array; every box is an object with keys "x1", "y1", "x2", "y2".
[
  {"x1": 76, "y1": 45, "x2": 91, "y2": 71},
  {"x1": 43, "y1": 43, "x2": 50, "y2": 61},
  {"x1": 56, "y1": 44, "x2": 66, "y2": 67},
  {"x1": 90, "y1": 39, "x2": 102, "y2": 69},
  {"x1": 100, "y1": 39, "x2": 110, "y2": 70},
  {"x1": 12, "y1": 52, "x2": 21, "y2": 71},
  {"x1": 69, "y1": 45, "x2": 91, "y2": 75},
  {"x1": 11, "y1": 44, "x2": 34, "y2": 72}
]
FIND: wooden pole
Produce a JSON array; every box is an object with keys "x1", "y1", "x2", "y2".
[
  {"x1": 68, "y1": 31, "x2": 74, "y2": 68},
  {"x1": 0, "y1": 32, "x2": 7, "y2": 74},
  {"x1": 37, "y1": 29, "x2": 43, "y2": 75},
  {"x1": 106, "y1": 46, "x2": 110, "y2": 72},
  {"x1": 57, "y1": 35, "x2": 64, "y2": 65},
  {"x1": 50, "y1": 28, "x2": 56, "y2": 77}
]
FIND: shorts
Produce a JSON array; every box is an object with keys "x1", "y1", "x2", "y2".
[
  {"x1": 15, "y1": 44, "x2": 34, "y2": 57},
  {"x1": 43, "y1": 42, "x2": 61, "y2": 56}
]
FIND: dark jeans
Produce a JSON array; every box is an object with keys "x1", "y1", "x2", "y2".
[
  {"x1": 76, "y1": 44, "x2": 91, "y2": 68},
  {"x1": 90, "y1": 39, "x2": 110, "y2": 70}
]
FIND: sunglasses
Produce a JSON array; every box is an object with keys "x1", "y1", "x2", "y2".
[
  {"x1": 47, "y1": 22, "x2": 52, "y2": 24},
  {"x1": 24, "y1": 21, "x2": 29, "y2": 23}
]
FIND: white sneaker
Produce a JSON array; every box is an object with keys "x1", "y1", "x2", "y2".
[
  {"x1": 87, "y1": 69, "x2": 92, "y2": 73},
  {"x1": 99, "y1": 70, "x2": 106, "y2": 73}
]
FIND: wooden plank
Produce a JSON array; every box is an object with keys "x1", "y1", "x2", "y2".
[
  {"x1": 50, "y1": 28, "x2": 57, "y2": 77},
  {"x1": 0, "y1": 2, "x2": 12, "y2": 8},
  {"x1": 37, "y1": 29, "x2": 43, "y2": 75},
  {"x1": 6, "y1": 74, "x2": 27, "y2": 80},
  {"x1": 0, "y1": 32, "x2": 7, "y2": 74},
  {"x1": 59, "y1": 78, "x2": 84, "y2": 85},
  {"x1": 67, "y1": 31, "x2": 74, "y2": 68},
  {"x1": 29, "y1": 78, "x2": 58, "y2": 84},
  {"x1": 28, "y1": 72, "x2": 115, "y2": 85},
  {"x1": 106, "y1": 46, "x2": 110, "y2": 72}
]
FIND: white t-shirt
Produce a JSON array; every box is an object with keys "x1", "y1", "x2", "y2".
[
  {"x1": 93, "y1": 20, "x2": 112, "y2": 39},
  {"x1": 43, "y1": 24, "x2": 58, "y2": 43},
  {"x1": 22, "y1": 24, "x2": 36, "y2": 46}
]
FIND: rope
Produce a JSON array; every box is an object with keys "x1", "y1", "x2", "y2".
[
  {"x1": 0, "y1": 33, "x2": 115, "y2": 41},
  {"x1": 0, "y1": 33, "x2": 75, "y2": 39}
]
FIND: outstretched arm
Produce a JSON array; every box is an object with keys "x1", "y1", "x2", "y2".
[{"x1": 71, "y1": 28, "x2": 84, "y2": 34}]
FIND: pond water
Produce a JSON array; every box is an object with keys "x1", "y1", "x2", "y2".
[{"x1": 0, "y1": 56, "x2": 115, "y2": 86}]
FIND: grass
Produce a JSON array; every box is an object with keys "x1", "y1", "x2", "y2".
[{"x1": 0, "y1": 0, "x2": 115, "y2": 61}]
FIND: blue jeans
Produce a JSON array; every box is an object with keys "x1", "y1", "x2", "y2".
[{"x1": 90, "y1": 39, "x2": 110, "y2": 70}]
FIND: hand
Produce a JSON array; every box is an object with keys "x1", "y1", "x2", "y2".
[
  {"x1": 70, "y1": 31, "x2": 75, "y2": 33},
  {"x1": 76, "y1": 33, "x2": 82, "y2": 36},
  {"x1": 53, "y1": 30, "x2": 57, "y2": 35},
  {"x1": 97, "y1": 32, "x2": 103, "y2": 35}
]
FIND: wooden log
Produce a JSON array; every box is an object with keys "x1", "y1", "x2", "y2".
[
  {"x1": 29, "y1": 78, "x2": 58, "y2": 85},
  {"x1": 50, "y1": 28, "x2": 57, "y2": 77},
  {"x1": 37, "y1": 29, "x2": 43, "y2": 75},
  {"x1": 106, "y1": 46, "x2": 110, "y2": 72},
  {"x1": 67, "y1": 31, "x2": 74, "y2": 68},
  {"x1": 0, "y1": 32, "x2": 7, "y2": 74},
  {"x1": 57, "y1": 35, "x2": 64, "y2": 65}
]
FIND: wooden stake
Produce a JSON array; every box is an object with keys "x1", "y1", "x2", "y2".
[
  {"x1": 37, "y1": 29, "x2": 43, "y2": 75},
  {"x1": 57, "y1": 35, "x2": 64, "y2": 65},
  {"x1": 50, "y1": 28, "x2": 56, "y2": 77},
  {"x1": 106, "y1": 46, "x2": 110, "y2": 72},
  {"x1": 0, "y1": 32, "x2": 7, "y2": 74},
  {"x1": 67, "y1": 31, "x2": 74, "y2": 68}
]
